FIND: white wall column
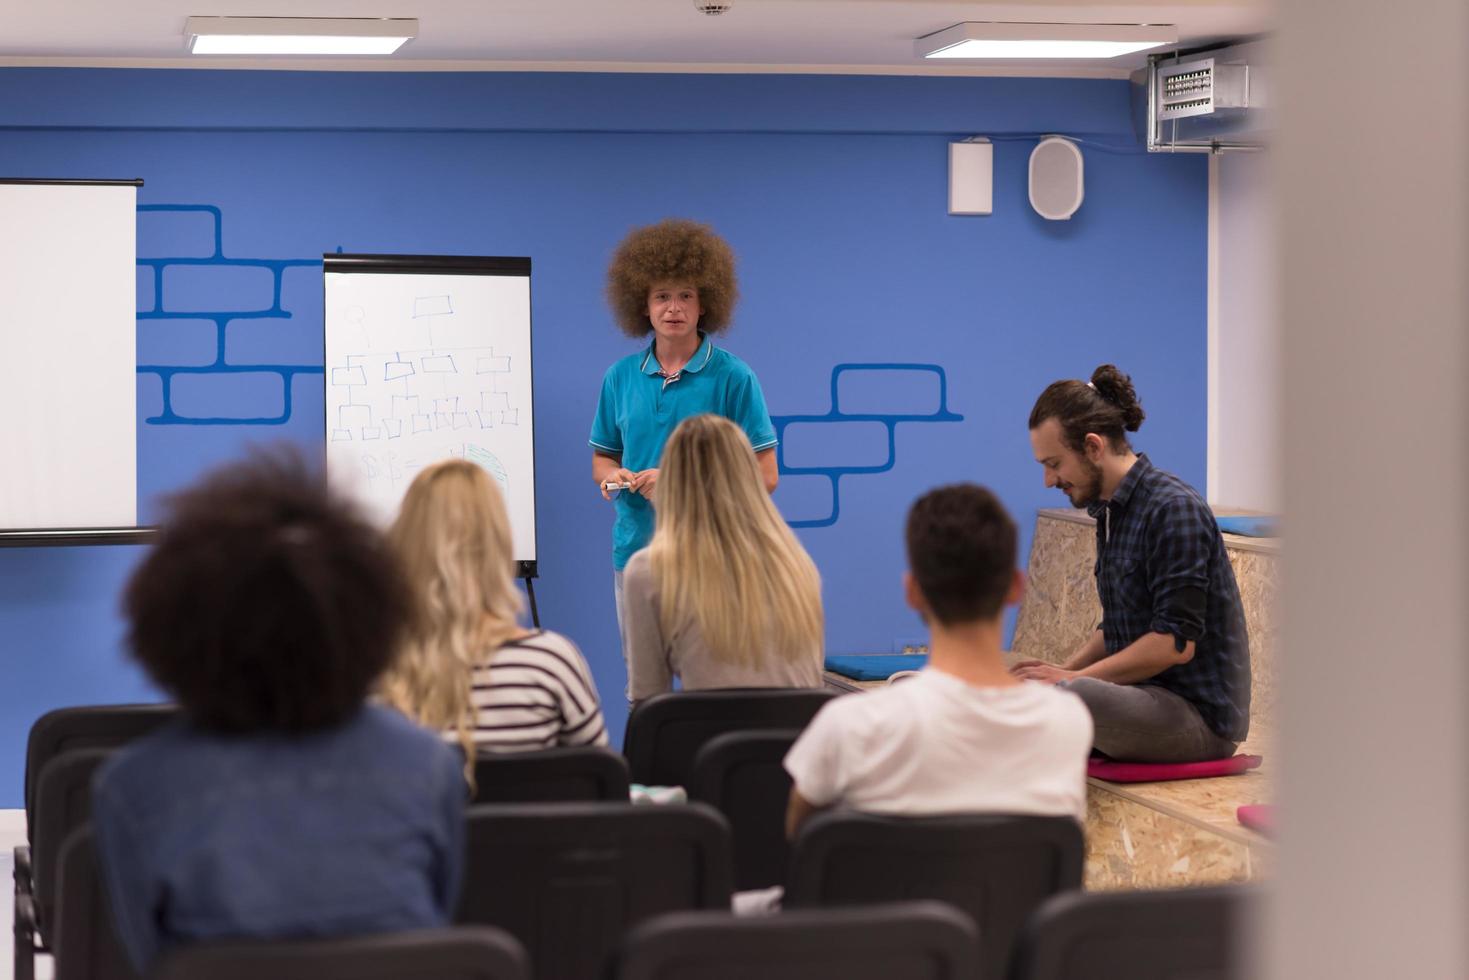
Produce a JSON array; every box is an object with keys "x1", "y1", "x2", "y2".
[
  {"x1": 1210, "y1": 149, "x2": 1278, "y2": 512},
  {"x1": 1268, "y1": 0, "x2": 1469, "y2": 977}
]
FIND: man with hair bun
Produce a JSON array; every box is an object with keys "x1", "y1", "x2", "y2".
[
  {"x1": 1014, "y1": 364, "x2": 1251, "y2": 763},
  {"x1": 589, "y1": 218, "x2": 778, "y2": 644}
]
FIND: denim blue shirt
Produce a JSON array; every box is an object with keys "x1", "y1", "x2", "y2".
[
  {"x1": 589, "y1": 333, "x2": 777, "y2": 570},
  {"x1": 91, "y1": 705, "x2": 465, "y2": 973}
]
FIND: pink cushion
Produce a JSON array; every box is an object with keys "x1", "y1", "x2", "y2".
[
  {"x1": 1086, "y1": 754, "x2": 1263, "y2": 783},
  {"x1": 1236, "y1": 804, "x2": 1275, "y2": 836}
]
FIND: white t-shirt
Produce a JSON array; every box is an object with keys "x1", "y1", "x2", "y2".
[{"x1": 784, "y1": 669, "x2": 1093, "y2": 823}]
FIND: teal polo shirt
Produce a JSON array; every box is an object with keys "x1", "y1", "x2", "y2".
[{"x1": 589, "y1": 333, "x2": 778, "y2": 570}]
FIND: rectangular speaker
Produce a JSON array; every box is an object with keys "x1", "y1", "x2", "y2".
[{"x1": 948, "y1": 140, "x2": 993, "y2": 216}]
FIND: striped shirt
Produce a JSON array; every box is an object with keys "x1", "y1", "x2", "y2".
[{"x1": 469, "y1": 630, "x2": 608, "y2": 751}]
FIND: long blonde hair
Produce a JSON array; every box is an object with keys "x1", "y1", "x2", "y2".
[
  {"x1": 380, "y1": 458, "x2": 524, "y2": 773},
  {"x1": 649, "y1": 414, "x2": 823, "y2": 668}
]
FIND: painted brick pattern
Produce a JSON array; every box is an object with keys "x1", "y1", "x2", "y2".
[
  {"x1": 278, "y1": 265, "x2": 321, "y2": 319},
  {"x1": 836, "y1": 366, "x2": 942, "y2": 417},
  {"x1": 226, "y1": 315, "x2": 324, "y2": 366},
  {"x1": 773, "y1": 363, "x2": 963, "y2": 528},
  {"x1": 771, "y1": 474, "x2": 835, "y2": 525},
  {"x1": 137, "y1": 208, "x2": 216, "y2": 260},
  {"x1": 135, "y1": 266, "x2": 154, "y2": 313},
  {"x1": 227, "y1": 267, "x2": 324, "y2": 365},
  {"x1": 138, "y1": 319, "x2": 219, "y2": 367},
  {"x1": 164, "y1": 265, "x2": 276, "y2": 314},
  {"x1": 780, "y1": 420, "x2": 890, "y2": 469},
  {"x1": 136, "y1": 204, "x2": 323, "y2": 425},
  {"x1": 137, "y1": 373, "x2": 165, "y2": 421},
  {"x1": 290, "y1": 372, "x2": 325, "y2": 427},
  {"x1": 171, "y1": 372, "x2": 286, "y2": 421}
]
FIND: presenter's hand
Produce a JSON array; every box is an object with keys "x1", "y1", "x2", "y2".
[
  {"x1": 631, "y1": 468, "x2": 660, "y2": 503},
  {"x1": 1011, "y1": 662, "x2": 1077, "y2": 685},
  {"x1": 601, "y1": 467, "x2": 637, "y2": 501}
]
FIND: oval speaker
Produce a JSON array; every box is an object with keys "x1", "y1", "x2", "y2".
[{"x1": 1029, "y1": 137, "x2": 1084, "y2": 220}]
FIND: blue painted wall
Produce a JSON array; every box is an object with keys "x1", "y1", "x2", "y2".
[{"x1": 0, "y1": 69, "x2": 1206, "y2": 806}]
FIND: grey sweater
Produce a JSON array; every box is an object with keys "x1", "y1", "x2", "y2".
[{"x1": 621, "y1": 548, "x2": 824, "y2": 702}]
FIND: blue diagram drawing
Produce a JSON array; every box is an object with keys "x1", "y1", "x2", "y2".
[
  {"x1": 772, "y1": 363, "x2": 964, "y2": 528},
  {"x1": 465, "y1": 443, "x2": 510, "y2": 493},
  {"x1": 137, "y1": 204, "x2": 322, "y2": 425}
]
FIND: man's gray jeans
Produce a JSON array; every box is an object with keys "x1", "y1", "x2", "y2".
[{"x1": 1059, "y1": 677, "x2": 1238, "y2": 763}]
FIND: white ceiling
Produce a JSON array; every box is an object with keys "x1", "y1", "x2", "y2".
[{"x1": 0, "y1": 0, "x2": 1270, "y2": 77}]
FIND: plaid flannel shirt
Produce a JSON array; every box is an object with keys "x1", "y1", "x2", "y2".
[{"x1": 1087, "y1": 455, "x2": 1252, "y2": 742}]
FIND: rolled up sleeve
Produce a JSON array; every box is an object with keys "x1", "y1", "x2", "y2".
[{"x1": 1145, "y1": 497, "x2": 1215, "y2": 644}]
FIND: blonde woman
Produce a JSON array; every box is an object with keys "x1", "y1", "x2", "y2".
[
  {"x1": 382, "y1": 459, "x2": 607, "y2": 760},
  {"x1": 622, "y1": 414, "x2": 824, "y2": 701}
]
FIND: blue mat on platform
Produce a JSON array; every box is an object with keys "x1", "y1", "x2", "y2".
[
  {"x1": 1216, "y1": 516, "x2": 1280, "y2": 538},
  {"x1": 824, "y1": 654, "x2": 928, "y2": 681}
]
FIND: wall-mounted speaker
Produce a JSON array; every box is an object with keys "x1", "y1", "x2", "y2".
[
  {"x1": 948, "y1": 139, "x2": 993, "y2": 215},
  {"x1": 1029, "y1": 137, "x2": 1084, "y2": 220}
]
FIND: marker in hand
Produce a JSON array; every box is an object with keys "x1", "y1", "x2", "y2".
[{"x1": 602, "y1": 481, "x2": 633, "y2": 492}]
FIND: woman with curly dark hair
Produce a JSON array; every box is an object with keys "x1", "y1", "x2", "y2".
[
  {"x1": 589, "y1": 218, "x2": 779, "y2": 662},
  {"x1": 91, "y1": 450, "x2": 465, "y2": 973}
]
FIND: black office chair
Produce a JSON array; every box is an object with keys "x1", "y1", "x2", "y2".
[
  {"x1": 22, "y1": 703, "x2": 177, "y2": 836},
  {"x1": 15, "y1": 748, "x2": 117, "y2": 980},
  {"x1": 1008, "y1": 885, "x2": 1252, "y2": 980},
  {"x1": 623, "y1": 689, "x2": 835, "y2": 787},
  {"x1": 18, "y1": 704, "x2": 176, "y2": 949},
  {"x1": 456, "y1": 801, "x2": 733, "y2": 980},
  {"x1": 786, "y1": 811, "x2": 1084, "y2": 980},
  {"x1": 685, "y1": 729, "x2": 801, "y2": 890},
  {"x1": 470, "y1": 745, "x2": 630, "y2": 803},
  {"x1": 50, "y1": 826, "x2": 141, "y2": 980},
  {"x1": 616, "y1": 901, "x2": 979, "y2": 980},
  {"x1": 152, "y1": 926, "x2": 531, "y2": 980}
]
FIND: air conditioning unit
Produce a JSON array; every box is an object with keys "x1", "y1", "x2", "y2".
[{"x1": 1132, "y1": 39, "x2": 1269, "y2": 152}]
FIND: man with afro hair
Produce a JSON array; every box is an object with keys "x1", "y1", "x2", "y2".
[{"x1": 589, "y1": 218, "x2": 778, "y2": 647}]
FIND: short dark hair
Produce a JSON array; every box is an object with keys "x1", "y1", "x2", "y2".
[
  {"x1": 123, "y1": 448, "x2": 410, "y2": 734},
  {"x1": 905, "y1": 484, "x2": 1017, "y2": 625},
  {"x1": 1028, "y1": 363, "x2": 1146, "y2": 453},
  {"x1": 605, "y1": 218, "x2": 739, "y2": 337}
]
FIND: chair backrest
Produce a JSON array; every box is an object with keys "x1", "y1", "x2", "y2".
[
  {"x1": 51, "y1": 826, "x2": 142, "y2": 980},
  {"x1": 152, "y1": 927, "x2": 531, "y2": 980},
  {"x1": 685, "y1": 729, "x2": 801, "y2": 890},
  {"x1": 1008, "y1": 885, "x2": 1250, "y2": 980},
  {"x1": 456, "y1": 801, "x2": 733, "y2": 980},
  {"x1": 31, "y1": 748, "x2": 114, "y2": 940},
  {"x1": 471, "y1": 745, "x2": 630, "y2": 803},
  {"x1": 623, "y1": 689, "x2": 836, "y2": 787},
  {"x1": 616, "y1": 901, "x2": 979, "y2": 980},
  {"x1": 786, "y1": 811, "x2": 1084, "y2": 980},
  {"x1": 24, "y1": 703, "x2": 177, "y2": 839}
]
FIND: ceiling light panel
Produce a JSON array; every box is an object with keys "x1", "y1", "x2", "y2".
[
  {"x1": 916, "y1": 23, "x2": 1177, "y2": 60},
  {"x1": 185, "y1": 17, "x2": 419, "y2": 56}
]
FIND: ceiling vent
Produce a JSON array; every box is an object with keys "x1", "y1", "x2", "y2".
[{"x1": 1133, "y1": 39, "x2": 1269, "y2": 152}]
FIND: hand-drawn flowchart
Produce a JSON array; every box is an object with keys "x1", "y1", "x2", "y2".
[{"x1": 324, "y1": 266, "x2": 536, "y2": 560}]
